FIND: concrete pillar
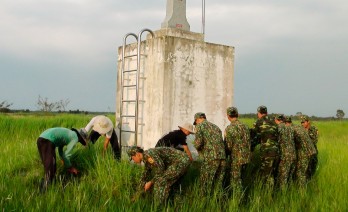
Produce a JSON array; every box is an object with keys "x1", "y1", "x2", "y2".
[
  {"x1": 161, "y1": 0, "x2": 190, "y2": 31},
  {"x1": 116, "y1": 28, "x2": 234, "y2": 150}
]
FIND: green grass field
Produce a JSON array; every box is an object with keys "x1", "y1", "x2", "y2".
[{"x1": 0, "y1": 113, "x2": 347, "y2": 211}]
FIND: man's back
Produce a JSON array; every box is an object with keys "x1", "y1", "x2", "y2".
[
  {"x1": 225, "y1": 119, "x2": 251, "y2": 164},
  {"x1": 253, "y1": 115, "x2": 278, "y2": 148},
  {"x1": 194, "y1": 120, "x2": 225, "y2": 161},
  {"x1": 293, "y1": 125, "x2": 317, "y2": 157}
]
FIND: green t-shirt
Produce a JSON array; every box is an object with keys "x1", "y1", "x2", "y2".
[{"x1": 39, "y1": 127, "x2": 79, "y2": 168}]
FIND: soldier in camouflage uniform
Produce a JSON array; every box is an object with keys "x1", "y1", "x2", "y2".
[
  {"x1": 127, "y1": 146, "x2": 190, "y2": 205},
  {"x1": 224, "y1": 107, "x2": 251, "y2": 195},
  {"x1": 251, "y1": 106, "x2": 279, "y2": 185},
  {"x1": 290, "y1": 120, "x2": 317, "y2": 187},
  {"x1": 193, "y1": 112, "x2": 226, "y2": 196},
  {"x1": 275, "y1": 115, "x2": 296, "y2": 190},
  {"x1": 301, "y1": 115, "x2": 319, "y2": 179}
]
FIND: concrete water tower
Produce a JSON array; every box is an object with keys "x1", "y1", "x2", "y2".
[{"x1": 116, "y1": 0, "x2": 234, "y2": 150}]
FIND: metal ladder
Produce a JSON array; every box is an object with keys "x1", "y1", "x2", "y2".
[{"x1": 119, "y1": 29, "x2": 154, "y2": 154}]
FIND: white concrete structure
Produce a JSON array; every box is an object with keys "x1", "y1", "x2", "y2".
[
  {"x1": 161, "y1": 0, "x2": 190, "y2": 31},
  {"x1": 116, "y1": 28, "x2": 234, "y2": 150}
]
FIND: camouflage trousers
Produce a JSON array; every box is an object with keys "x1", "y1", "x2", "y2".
[
  {"x1": 199, "y1": 159, "x2": 226, "y2": 196},
  {"x1": 307, "y1": 153, "x2": 318, "y2": 180},
  {"x1": 295, "y1": 152, "x2": 310, "y2": 187},
  {"x1": 277, "y1": 157, "x2": 296, "y2": 189},
  {"x1": 259, "y1": 145, "x2": 279, "y2": 185},
  {"x1": 154, "y1": 160, "x2": 190, "y2": 205},
  {"x1": 229, "y1": 161, "x2": 247, "y2": 195}
]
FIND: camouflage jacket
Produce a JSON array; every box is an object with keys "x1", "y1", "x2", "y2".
[
  {"x1": 224, "y1": 119, "x2": 251, "y2": 165},
  {"x1": 308, "y1": 126, "x2": 319, "y2": 147},
  {"x1": 139, "y1": 147, "x2": 190, "y2": 188},
  {"x1": 194, "y1": 120, "x2": 226, "y2": 161},
  {"x1": 277, "y1": 123, "x2": 296, "y2": 161},
  {"x1": 292, "y1": 125, "x2": 317, "y2": 158},
  {"x1": 252, "y1": 115, "x2": 279, "y2": 149}
]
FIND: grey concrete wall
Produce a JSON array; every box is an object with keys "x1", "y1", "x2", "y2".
[{"x1": 116, "y1": 29, "x2": 234, "y2": 150}]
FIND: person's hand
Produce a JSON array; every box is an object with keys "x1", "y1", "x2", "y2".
[
  {"x1": 144, "y1": 181, "x2": 152, "y2": 192},
  {"x1": 68, "y1": 167, "x2": 79, "y2": 175},
  {"x1": 131, "y1": 195, "x2": 137, "y2": 202}
]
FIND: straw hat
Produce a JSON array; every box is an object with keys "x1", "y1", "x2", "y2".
[
  {"x1": 92, "y1": 115, "x2": 113, "y2": 134},
  {"x1": 178, "y1": 123, "x2": 195, "y2": 134}
]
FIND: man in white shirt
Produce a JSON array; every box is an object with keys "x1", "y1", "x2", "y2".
[{"x1": 85, "y1": 115, "x2": 120, "y2": 160}]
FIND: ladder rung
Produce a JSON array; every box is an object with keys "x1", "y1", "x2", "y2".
[
  {"x1": 121, "y1": 100, "x2": 145, "y2": 103},
  {"x1": 124, "y1": 69, "x2": 137, "y2": 73},
  {"x1": 122, "y1": 54, "x2": 148, "y2": 59},
  {"x1": 121, "y1": 130, "x2": 136, "y2": 133},
  {"x1": 121, "y1": 115, "x2": 135, "y2": 118},
  {"x1": 123, "y1": 84, "x2": 136, "y2": 88},
  {"x1": 124, "y1": 54, "x2": 137, "y2": 58}
]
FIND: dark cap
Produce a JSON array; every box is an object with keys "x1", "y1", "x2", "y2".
[
  {"x1": 227, "y1": 107, "x2": 238, "y2": 116},
  {"x1": 127, "y1": 146, "x2": 143, "y2": 159},
  {"x1": 257, "y1": 105, "x2": 267, "y2": 114},
  {"x1": 193, "y1": 112, "x2": 206, "y2": 125},
  {"x1": 284, "y1": 116, "x2": 292, "y2": 123},
  {"x1": 71, "y1": 128, "x2": 88, "y2": 146},
  {"x1": 275, "y1": 114, "x2": 285, "y2": 122}
]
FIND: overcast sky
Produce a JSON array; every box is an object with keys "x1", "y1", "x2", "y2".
[{"x1": 1, "y1": 0, "x2": 347, "y2": 117}]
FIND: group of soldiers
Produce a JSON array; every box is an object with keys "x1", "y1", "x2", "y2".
[
  {"x1": 36, "y1": 109, "x2": 319, "y2": 206},
  {"x1": 127, "y1": 105, "x2": 319, "y2": 206}
]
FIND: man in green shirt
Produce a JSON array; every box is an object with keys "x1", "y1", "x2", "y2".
[{"x1": 37, "y1": 127, "x2": 87, "y2": 191}]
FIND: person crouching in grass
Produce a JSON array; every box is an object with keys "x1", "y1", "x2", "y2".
[
  {"x1": 128, "y1": 146, "x2": 191, "y2": 206},
  {"x1": 37, "y1": 127, "x2": 87, "y2": 192}
]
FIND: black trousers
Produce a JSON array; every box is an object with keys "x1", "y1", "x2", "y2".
[
  {"x1": 37, "y1": 137, "x2": 56, "y2": 184},
  {"x1": 89, "y1": 129, "x2": 120, "y2": 160}
]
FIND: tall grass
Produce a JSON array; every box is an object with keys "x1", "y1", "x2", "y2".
[{"x1": 0, "y1": 114, "x2": 347, "y2": 211}]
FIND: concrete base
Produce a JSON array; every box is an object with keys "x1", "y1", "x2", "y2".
[{"x1": 116, "y1": 29, "x2": 234, "y2": 150}]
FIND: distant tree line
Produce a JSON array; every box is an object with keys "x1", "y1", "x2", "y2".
[
  {"x1": 0, "y1": 101, "x2": 13, "y2": 113},
  {"x1": 1, "y1": 98, "x2": 346, "y2": 120}
]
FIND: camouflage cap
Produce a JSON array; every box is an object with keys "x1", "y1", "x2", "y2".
[
  {"x1": 194, "y1": 112, "x2": 206, "y2": 120},
  {"x1": 127, "y1": 146, "x2": 142, "y2": 157},
  {"x1": 284, "y1": 116, "x2": 292, "y2": 123},
  {"x1": 300, "y1": 115, "x2": 310, "y2": 122},
  {"x1": 257, "y1": 105, "x2": 267, "y2": 114},
  {"x1": 227, "y1": 107, "x2": 238, "y2": 116},
  {"x1": 193, "y1": 112, "x2": 206, "y2": 125},
  {"x1": 275, "y1": 114, "x2": 285, "y2": 121}
]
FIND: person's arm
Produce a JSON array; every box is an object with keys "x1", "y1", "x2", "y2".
[
  {"x1": 148, "y1": 154, "x2": 165, "y2": 187},
  {"x1": 224, "y1": 128, "x2": 233, "y2": 157},
  {"x1": 103, "y1": 137, "x2": 110, "y2": 155},
  {"x1": 61, "y1": 141, "x2": 77, "y2": 168},
  {"x1": 183, "y1": 145, "x2": 193, "y2": 161},
  {"x1": 85, "y1": 117, "x2": 96, "y2": 132},
  {"x1": 194, "y1": 125, "x2": 204, "y2": 151},
  {"x1": 131, "y1": 166, "x2": 151, "y2": 202},
  {"x1": 102, "y1": 130, "x2": 113, "y2": 154}
]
